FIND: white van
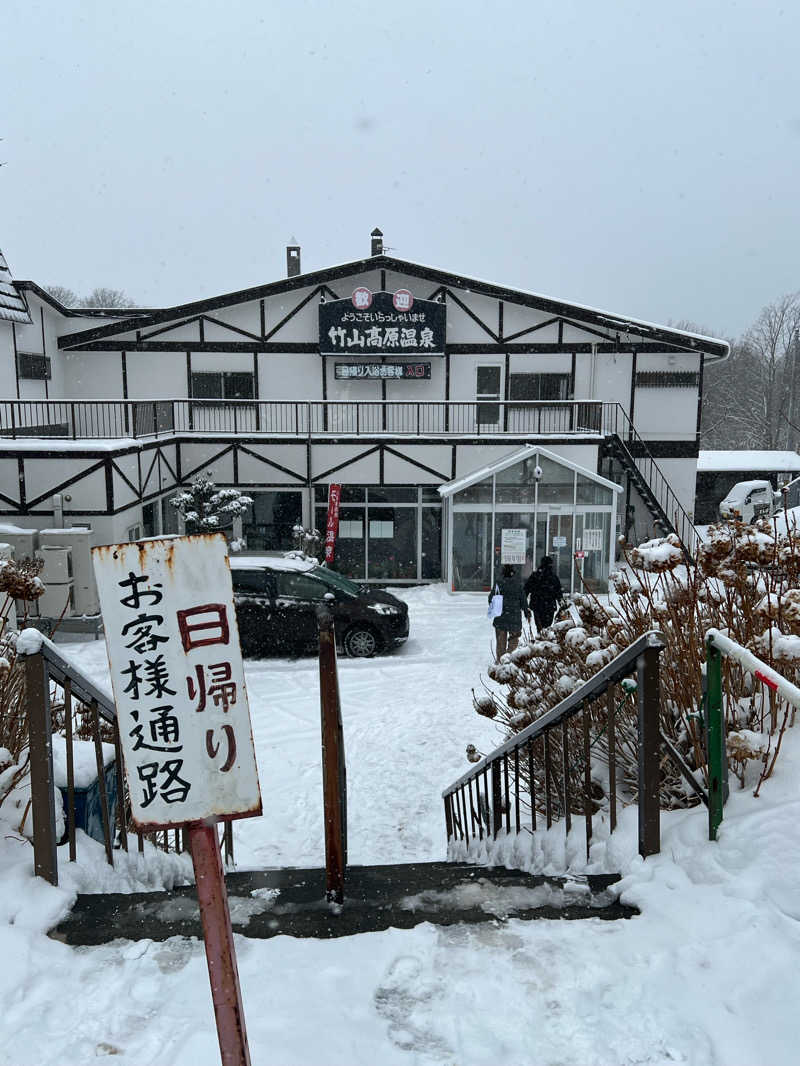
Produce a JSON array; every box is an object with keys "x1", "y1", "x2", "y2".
[{"x1": 718, "y1": 480, "x2": 778, "y2": 523}]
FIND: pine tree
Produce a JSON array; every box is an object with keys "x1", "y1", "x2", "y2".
[{"x1": 170, "y1": 474, "x2": 252, "y2": 536}]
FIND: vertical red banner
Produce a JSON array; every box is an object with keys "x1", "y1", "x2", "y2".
[{"x1": 324, "y1": 484, "x2": 342, "y2": 564}]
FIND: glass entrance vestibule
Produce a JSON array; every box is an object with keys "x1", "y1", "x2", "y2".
[{"x1": 439, "y1": 446, "x2": 621, "y2": 594}]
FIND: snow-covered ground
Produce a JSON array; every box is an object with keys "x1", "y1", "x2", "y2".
[{"x1": 1, "y1": 585, "x2": 800, "y2": 1064}]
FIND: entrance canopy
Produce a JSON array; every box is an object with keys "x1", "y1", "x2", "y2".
[{"x1": 439, "y1": 445, "x2": 622, "y2": 594}]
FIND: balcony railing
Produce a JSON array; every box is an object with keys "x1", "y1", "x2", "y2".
[{"x1": 0, "y1": 398, "x2": 645, "y2": 441}]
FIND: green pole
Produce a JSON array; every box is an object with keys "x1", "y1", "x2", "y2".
[{"x1": 705, "y1": 637, "x2": 725, "y2": 841}]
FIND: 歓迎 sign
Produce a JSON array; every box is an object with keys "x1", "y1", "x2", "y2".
[
  {"x1": 334, "y1": 362, "x2": 431, "y2": 380},
  {"x1": 319, "y1": 290, "x2": 445, "y2": 356},
  {"x1": 92, "y1": 534, "x2": 262, "y2": 830},
  {"x1": 501, "y1": 528, "x2": 527, "y2": 565}
]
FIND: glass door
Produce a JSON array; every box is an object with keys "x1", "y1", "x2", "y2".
[{"x1": 545, "y1": 511, "x2": 574, "y2": 594}]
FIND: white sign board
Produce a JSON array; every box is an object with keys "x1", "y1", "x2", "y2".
[
  {"x1": 583, "y1": 528, "x2": 604, "y2": 551},
  {"x1": 92, "y1": 534, "x2": 262, "y2": 830},
  {"x1": 501, "y1": 528, "x2": 527, "y2": 565},
  {"x1": 552, "y1": 535, "x2": 567, "y2": 548}
]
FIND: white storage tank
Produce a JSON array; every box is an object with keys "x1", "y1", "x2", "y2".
[
  {"x1": 38, "y1": 527, "x2": 98, "y2": 615},
  {"x1": 35, "y1": 545, "x2": 74, "y2": 619}
]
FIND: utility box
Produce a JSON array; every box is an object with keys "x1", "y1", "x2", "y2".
[
  {"x1": 36, "y1": 546, "x2": 74, "y2": 619},
  {"x1": 39, "y1": 528, "x2": 98, "y2": 615}
]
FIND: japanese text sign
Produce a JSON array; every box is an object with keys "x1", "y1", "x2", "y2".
[
  {"x1": 500, "y1": 528, "x2": 527, "y2": 565},
  {"x1": 319, "y1": 290, "x2": 445, "y2": 356},
  {"x1": 92, "y1": 534, "x2": 262, "y2": 830}
]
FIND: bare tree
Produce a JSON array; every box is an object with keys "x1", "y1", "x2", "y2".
[
  {"x1": 745, "y1": 292, "x2": 800, "y2": 449},
  {"x1": 43, "y1": 284, "x2": 79, "y2": 306},
  {"x1": 44, "y1": 284, "x2": 137, "y2": 309},
  {"x1": 80, "y1": 287, "x2": 136, "y2": 309}
]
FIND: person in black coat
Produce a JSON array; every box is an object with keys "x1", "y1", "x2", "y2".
[
  {"x1": 525, "y1": 555, "x2": 563, "y2": 632},
  {"x1": 489, "y1": 564, "x2": 530, "y2": 658}
]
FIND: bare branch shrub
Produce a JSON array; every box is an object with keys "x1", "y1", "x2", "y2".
[{"x1": 472, "y1": 515, "x2": 800, "y2": 811}]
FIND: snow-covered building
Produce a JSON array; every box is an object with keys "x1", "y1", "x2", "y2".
[{"x1": 0, "y1": 231, "x2": 728, "y2": 590}]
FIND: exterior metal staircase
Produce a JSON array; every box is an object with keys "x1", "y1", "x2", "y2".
[{"x1": 602, "y1": 432, "x2": 699, "y2": 559}]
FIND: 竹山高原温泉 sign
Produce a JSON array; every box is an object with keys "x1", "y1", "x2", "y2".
[
  {"x1": 319, "y1": 289, "x2": 446, "y2": 357},
  {"x1": 92, "y1": 534, "x2": 262, "y2": 830}
]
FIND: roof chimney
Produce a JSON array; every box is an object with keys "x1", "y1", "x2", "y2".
[
  {"x1": 370, "y1": 227, "x2": 384, "y2": 256},
  {"x1": 286, "y1": 239, "x2": 301, "y2": 277}
]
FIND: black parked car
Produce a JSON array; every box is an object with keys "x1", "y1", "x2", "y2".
[{"x1": 229, "y1": 554, "x2": 410, "y2": 658}]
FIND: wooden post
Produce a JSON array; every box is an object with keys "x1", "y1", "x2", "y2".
[
  {"x1": 637, "y1": 645, "x2": 661, "y2": 858},
  {"x1": 24, "y1": 651, "x2": 58, "y2": 886},
  {"x1": 317, "y1": 604, "x2": 346, "y2": 904},
  {"x1": 188, "y1": 822, "x2": 252, "y2": 1066}
]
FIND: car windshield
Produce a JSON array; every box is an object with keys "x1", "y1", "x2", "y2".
[{"x1": 312, "y1": 566, "x2": 361, "y2": 596}]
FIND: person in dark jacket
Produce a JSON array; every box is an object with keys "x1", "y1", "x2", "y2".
[
  {"x1": 525, "y1": 555, "x2": 563, "y2": 632},
  {"x1": 489, "y1": 564, "x2": 530, "y2": 658}
]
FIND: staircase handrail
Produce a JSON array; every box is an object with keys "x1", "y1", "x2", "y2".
[
  {"x1": 610, "y1": 403, "x2": 700, "y2": 556},
  {"x1": 443, "y1": 629, "x2": 666, "y2": 860}
]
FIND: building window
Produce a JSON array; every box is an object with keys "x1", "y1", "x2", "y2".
[
  {"x1": 476, "y1": 365, "x2": 501, "y2": 424},
  {"x1": 509, "y1": 373, "x2": 570, "y2": 401},
  {"x1": 17, "y1": 353, "x2": 51, "y2": 380},
  {"x1": 191, "y1": 371, "x2": 255, "y2": 400}
]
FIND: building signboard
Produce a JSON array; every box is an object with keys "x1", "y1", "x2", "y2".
[
  {"x1": 92, "y1": 534, "x2": 262, "y2": 830},
  {"x1": 501, "y1": 528, "x2": 527, "y2": 565},
  {"x1": 319, "y1": 290, "x2": 446, "y2": 356},
  {"x1": 334, "y1": 362, "x2": 431, "y2": 380}
]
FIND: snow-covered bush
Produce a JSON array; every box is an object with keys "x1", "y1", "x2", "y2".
[
  {"x1": 473, "y1": 517, "x2": 800, "y2": 810},
  {"x1": 291, "y1": 525, "x2": 322, "y2": 560},
  {"x1": 170, "y1": 474, "x2": 252, "y2": 536},
  {"x1": 0, "y1": 557, "x2": 46, "y2": 821}
]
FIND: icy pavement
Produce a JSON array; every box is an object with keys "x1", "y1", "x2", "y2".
[{"x1": 1, "y1": 585, "x2": 800, "y2": 1064}]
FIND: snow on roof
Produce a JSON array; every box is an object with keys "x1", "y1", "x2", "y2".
[
  {"x1": 0, "y1": 248, "x2": 32, "y2": 324},
  {"x1": 698, "y1": 450, "x2": 800, "y2": 472},
  {"x1": 438, "y1": 444, "x2": 623, "y2": 498},
  {"x1": 57, "y1": 254, "x2": 729, "y2": 360},
  {"x1": 229, "y1": 552, "x2": 318, "y2": 573}
]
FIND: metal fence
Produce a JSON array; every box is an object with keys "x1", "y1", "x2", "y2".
[
  {"x1": 0, "y1": 398, "x2": 635, "y2": 440},
  {"x1": 443, "y1": 630, "x2": 666, "y2": 861},
  {"x1": 21, "y1": 636, "x2": 233, "y2": 886}
]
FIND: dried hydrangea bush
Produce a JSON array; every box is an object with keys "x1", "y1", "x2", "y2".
[
  {"x1": 471, "y1": 518, "x2": 800, "y2": 812},
  {"x1": 0, "y1": 557, "x2": 45, "y2": 818}
]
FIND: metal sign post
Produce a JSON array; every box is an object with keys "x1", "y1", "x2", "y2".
[{"x1": 93, "y1": 534, "x2": 262, "y2": 1066}]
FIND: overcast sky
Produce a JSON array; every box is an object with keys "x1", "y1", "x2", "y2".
[{"x1": 4, "y1": 0, "x2": 800, "y2": 338}]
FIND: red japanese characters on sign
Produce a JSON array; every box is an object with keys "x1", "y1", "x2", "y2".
[
  {"x1": 325, "y1": 483, "x2": 342, "y2": 565},
  {"x1": 393, "y1": 288, "x2": 413, "y2": 311},
  {"x1": 351, "y1": 286, "x2": 372, "y2": 309}
]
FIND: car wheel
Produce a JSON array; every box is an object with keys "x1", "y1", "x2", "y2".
[{"x1": 343, "y1": 625, "x2": 380, "y2": 658}]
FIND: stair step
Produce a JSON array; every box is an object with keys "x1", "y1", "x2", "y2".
[{"x1": 49, "y1": 863, "x2": 636, "y2": 944}]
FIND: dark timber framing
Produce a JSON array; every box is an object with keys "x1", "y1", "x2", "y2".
[{"x1": 55, "y1": 255, "x2": 729, "y2": 361}]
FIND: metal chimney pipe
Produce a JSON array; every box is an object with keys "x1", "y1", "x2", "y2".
[{"x1": 370, "y1": 228, "x2": 383, "y2": 256}]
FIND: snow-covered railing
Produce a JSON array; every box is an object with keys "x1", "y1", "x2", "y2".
[
  {"x1": 18, "y1": 630, "x2": 231, "y2": 886},
  {"x1": 443, "y1": 630, "x2": 667, "y2": 862},
  {"x1": 704, "y1": 628, "x2": 800, "y2": 838}
]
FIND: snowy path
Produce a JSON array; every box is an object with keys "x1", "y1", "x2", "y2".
[{"x1": 2, "y1": 586, "x2": 800, "y2": 1064}]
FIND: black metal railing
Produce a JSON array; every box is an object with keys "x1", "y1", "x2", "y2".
[
  {"x1": 20, "y1": 633, "x2": 233, "y2": 886},
  {"x1": 0, "y1": 398, "x2": 633, "y2": 441},
  {"x1": 443, "y1": 630, "x2": 666, "y2": 862}
]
